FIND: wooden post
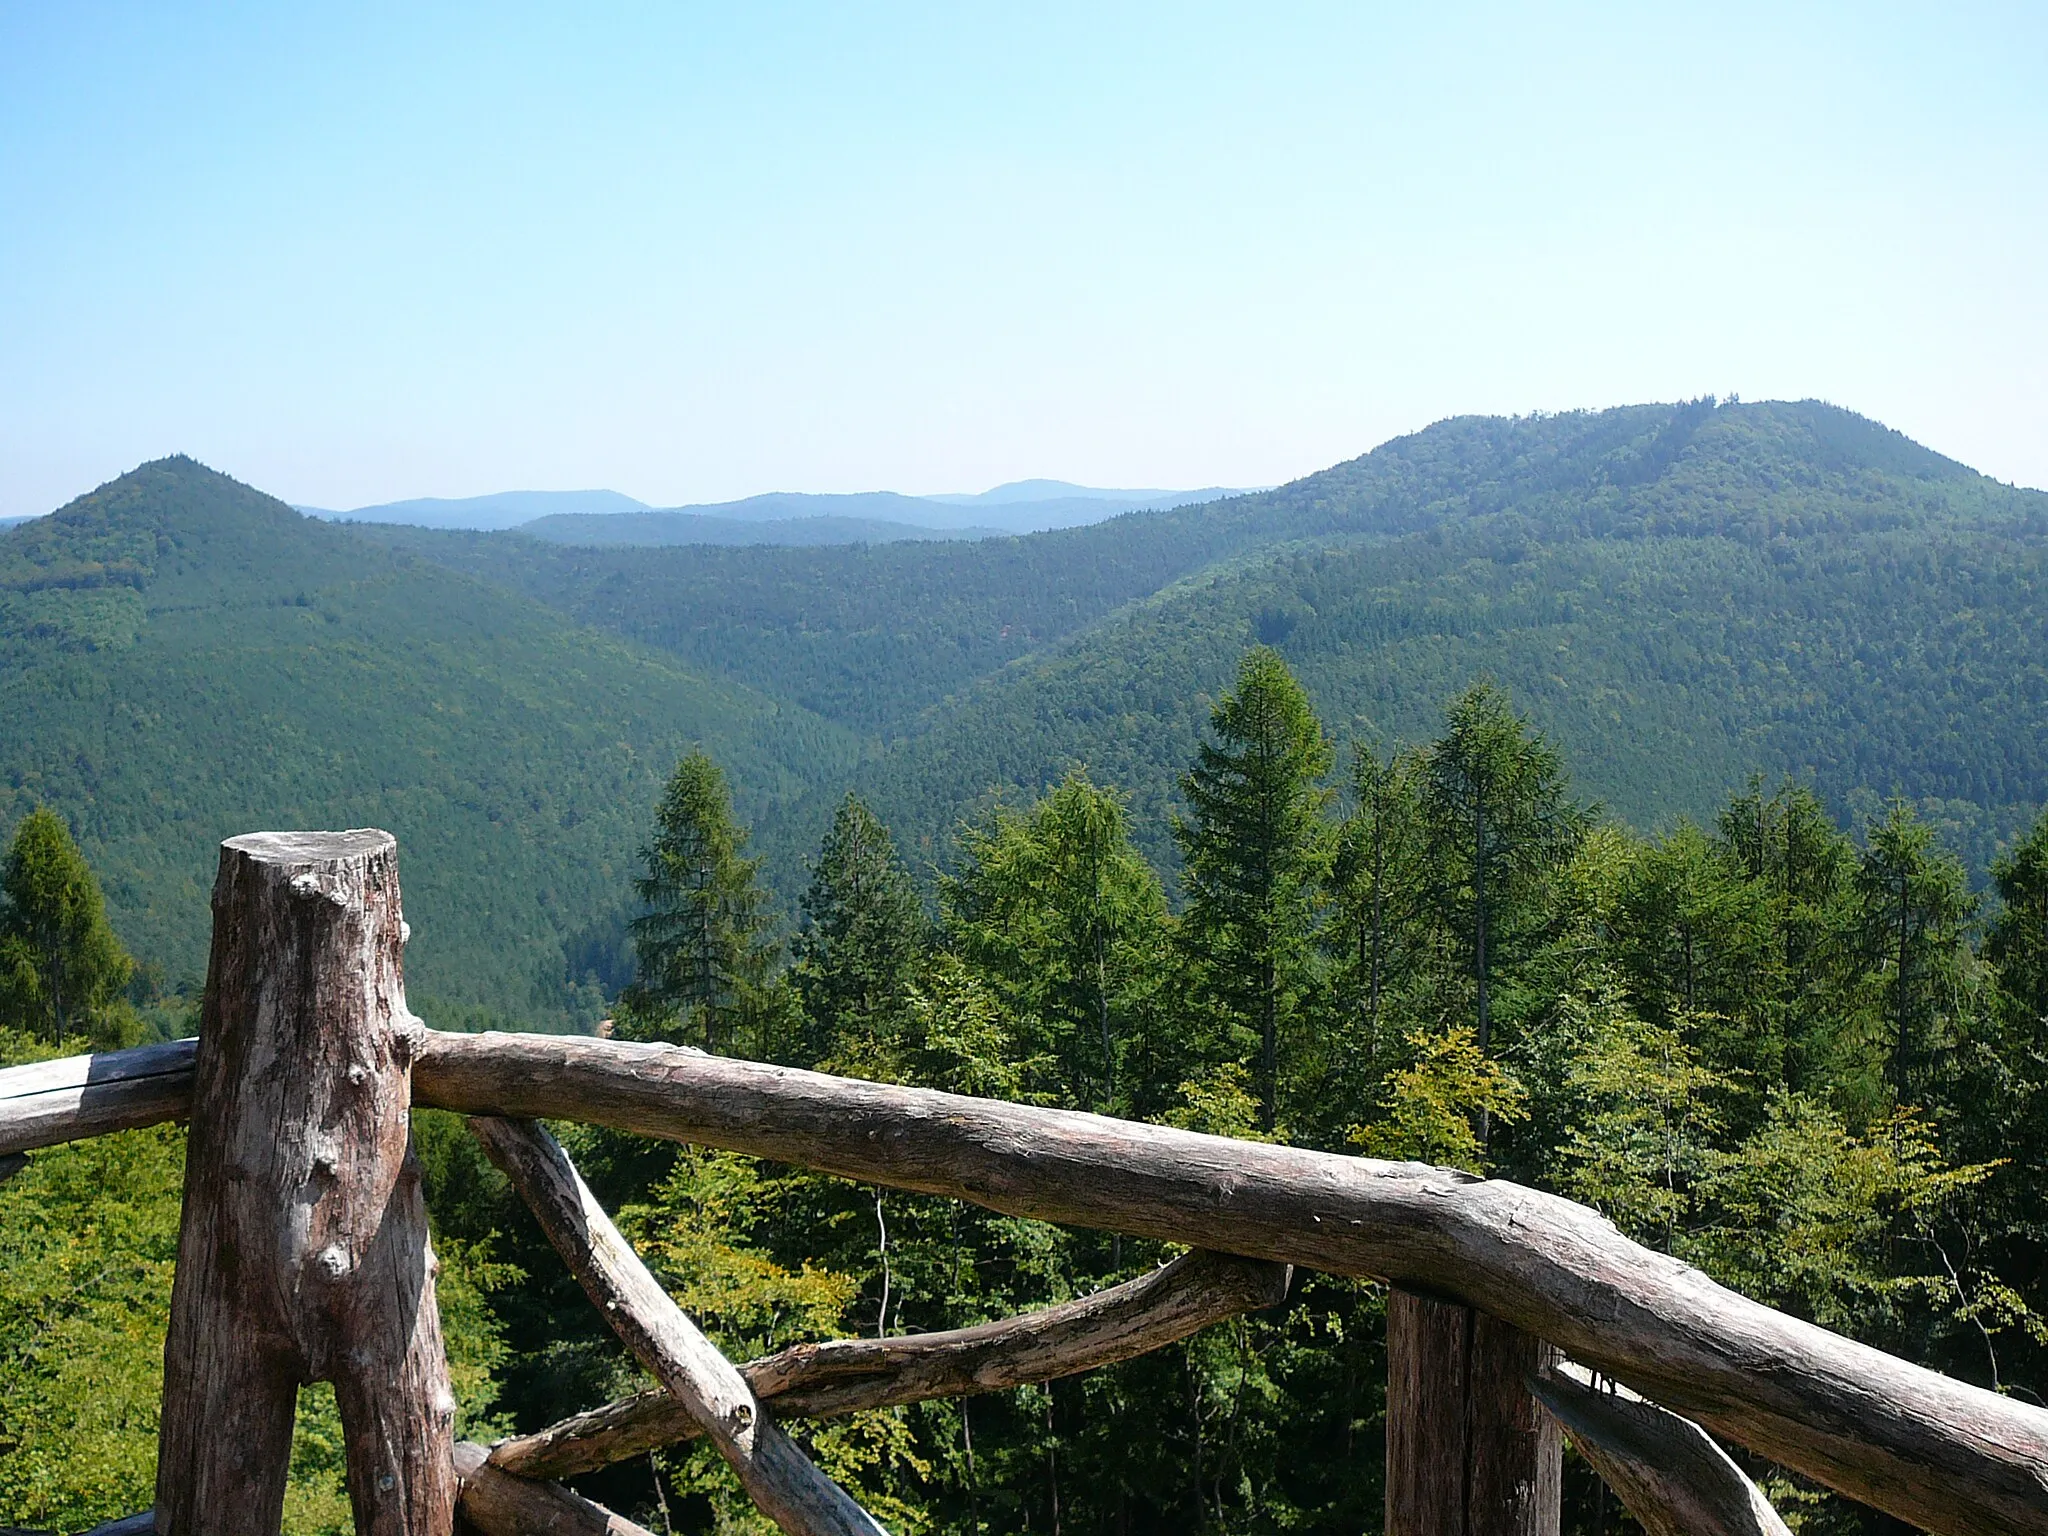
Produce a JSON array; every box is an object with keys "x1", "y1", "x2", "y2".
[
  {"x1": 1386, "y1": 1290, "x2": 1560, "y2": 1536},
  {"x1": 156, "y1": 832, "x2": 455, "y2": 1536}
]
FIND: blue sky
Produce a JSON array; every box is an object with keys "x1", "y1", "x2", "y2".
[{"x1": 3, "y1": 2, "x2": 2043, "y2": 517}]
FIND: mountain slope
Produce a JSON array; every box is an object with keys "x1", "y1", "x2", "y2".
[{"x1": 0, "y1": 459, "x2": 855, "y2": 1020}]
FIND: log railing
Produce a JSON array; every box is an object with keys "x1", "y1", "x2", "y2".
[{"x1": 0, "y1": 830, "x2": 2043, "y2": 1536}]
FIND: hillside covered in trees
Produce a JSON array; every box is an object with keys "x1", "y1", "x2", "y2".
[{"x1": 3, "y1": 653, "x2": 2047, "y2": 1534}]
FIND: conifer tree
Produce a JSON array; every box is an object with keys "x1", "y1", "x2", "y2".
[
  {"x1": 1856, "y1": 800, "x2": 1974, "y2": 1108},
  {"x1": 1327, "y1": 743, "x2": 1426, "y2": 1065},
  {"x1": 1988, "y1": 809, "x2": 2048, "y2": 1031},
  {"x1": 620, "y1": 751, "x2": 780, "y2": 1055},
  {"x1": 946, "y1": 770, "x2": 1170, "y2": 1115},
  {"x1": 793, "y1": 794, "x2": 925, "y2": 1069},
  {"x1": 0, "y1": 807, "x2": 134, "y2": 1048},
  {"x1": 1419, "y1": 682, "x2": 1582, "y2": 1075},
  {"x1": 1176, "y1": 648, "x2": 1332, "y2": 1132}
]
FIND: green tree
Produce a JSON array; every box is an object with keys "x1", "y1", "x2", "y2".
[
  {"x1": 1855, "y1": 801, "x2": 1974, "y2": 1110},
  {"x1": 620, "y1": 751, "x2": 782, "y2": 1056},
  {"x1": 946, "y1": 771, "x2": 1171, "y2": 1116},
  {"x1": 1327, "y1": 744, "x2": 1427, "y2": 1068},
  {"x1": 1419, "y1": 682, "x2": 1582, "y2": 1129},
  {"x1": 1175, "y1": 649, "x2": 1333, "y2": 1133},
  {"x1": 1988, "y1": 810, "x2": 2048, "y2": 1030},
  {"x1": 793, "y1": 794, "x2": 926, "y2": 1071},
  {"x1": 0, "y1": 808, "x2": 135, "y2": 1049}
]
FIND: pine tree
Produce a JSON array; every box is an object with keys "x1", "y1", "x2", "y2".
[
  {"x1": 1175, "y1": 648, "x2": 1333, "y2": 1133},
  {"x1": 793, "y1": 794, "x2": 925, "y2": 1070},
  {"x1": 0, "y1": 807, "x2": 134, "y2": 1048},
  {"x1": 1419, "y1": 682, "x2": 1581, "y2": 1139},
  {"x1": 620, "y1": 752, "x2": 780, "y2": 1055}
]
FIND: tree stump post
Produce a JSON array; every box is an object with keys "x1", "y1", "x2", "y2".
[
  {"x1": 156, "y1": 831, "x2": 455, "y2": 1536},
  {"x1": 1386, "y1": 1289, "x2": 1561, "y2": 1536}
]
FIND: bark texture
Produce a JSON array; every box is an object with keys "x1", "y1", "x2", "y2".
[
  {"x1": 412, "y1": 1031, "x2": 2048, "y2": 1536},
  {"x1": 492, "y1": 1248, "x2": 1290, "y2": 1480},
  {"x1": 157, "y1": 832, "x2": 454, "y2": 1536},
  {"x1": 468, "y1": 1116, "x2": 888, "y2": 1536},
  {"x1": 0, "y1": 1036, "x2": 195, "y2": 1156},
  {"x1": 453, "y1": 1442, "x2": 655, "y2": 1536},
  {"x1": 1386, "y1": 1290, "x2": 1560, "y2": 1536},
  {"x1": 1531, "y1": 1362, "x2": 1791, "y2": 1536}
]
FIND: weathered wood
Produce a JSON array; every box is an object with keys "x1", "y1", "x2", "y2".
[
  {"x1": 0, "y1": 1037, "x2": 195, "y2": 1156},
  {"x1": 493, "y1": 1248, "x2": 1290, "y2": 1480},
  {"x1": 412, "y1": 1031, "x2": 2048, "y2": 1536},
  {"x1": 468, "y1": 1116, "x2": 889, "y2": 1536},
  {"x1": 157, "y1": 832, "x2": 455, "y2": 1536},
  {"x1": 1531, "y1": 1361, "x2": 1791, "y2": 1536},
  {"x1": 453, "y1": 1442, "x2": 656, "y2": 1536},
  {"x1": 78, "y1": 1517, "x2": 156, "y2": 1536},
  {"x1": 1386, "y1": 1291, "x2": 1560, "y2": 1536}
]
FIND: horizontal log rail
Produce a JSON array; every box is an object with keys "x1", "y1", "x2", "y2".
[
  {"x1": 7, "y1": 1029, "x2": 2048, "y2": 1534},
  {"x1": 493, "y1": 1247, "x2": 1291, "y2": 1480}
]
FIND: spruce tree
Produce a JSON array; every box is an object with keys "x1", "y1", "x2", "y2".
[
  {"x1": 1419, "y1": 682, "x2": 1581, "y2": 1137},
  {"x1": 793, "y1": 794, "x2": 925, "y2": 1069},
  {"x1": 0, "y1": 807, "x2": 134, "y2": 1048},
  {"x1": 620, "y1": 751, "x2": 779, "y2": 1055},
  {"x1": 1175, "y1": 648, "x2": 1332, "y2": 1133}
]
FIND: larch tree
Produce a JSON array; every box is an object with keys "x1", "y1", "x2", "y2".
[
  {"x1": 945, "y1": 770, "x2": 1170, "y2": 1115},
  {"x1": 0, "y1": 807, "x2": 133, "y2": 1048},
  {"x1": 1988, "y1": 809, "x2": 2048, "y2": 1033},
  {"x1": 1175, "y1": 647, "x2": 1333, "y2": 1133}
]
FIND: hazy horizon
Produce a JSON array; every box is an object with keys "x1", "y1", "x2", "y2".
[{"x1": 4, "y1": 4, "x2": 2044, "y2": 519}]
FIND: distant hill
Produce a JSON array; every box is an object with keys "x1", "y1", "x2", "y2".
[
  {"x1": 0, "y1": 459, "x2": 853, "y2": 1021},
  {"x1": 303, "y1": 482, "x2": 1261, "y2": 539},
  {"x1": 303, "y1": 488, "x2": 651, "y2": 529},
  {"x1": 517, "y1": 509, "x2": 1008, "y2": 547},
  {"x1": 12, "y1": 402, "x2": 2048, "y2": 1024},
  {"x1": 928, "y1": 479, "x2": 1256, "y2": 509},
  {"x1": 0, "y1": 515, "x2": 36, "y2": 530},
  {"x1": 359, "y1": 400, "x2": 2048, "y2": 885}
]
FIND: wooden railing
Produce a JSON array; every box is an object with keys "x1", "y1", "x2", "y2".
[{"x1": 1, "y1": 830, "x2": 2044, "y2": 1536}]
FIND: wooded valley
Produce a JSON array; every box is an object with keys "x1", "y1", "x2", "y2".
[{"x1": 2, "y1": 398, "x2": 2046, "y2": 1532}]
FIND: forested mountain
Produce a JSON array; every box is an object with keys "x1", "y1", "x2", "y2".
[
  {"x1": 6, "y1": 399, "x2": 2046, "y2": 1011},
  {"x1": 6, "y1": 402, "x2": 2048, "y2": 1535},
  {"x1": 0, "y1": 458, "x2": 854, "y2": 1022},
  {"x1": 364, "y1": 399, "x2": 2048, "y2": 879}
]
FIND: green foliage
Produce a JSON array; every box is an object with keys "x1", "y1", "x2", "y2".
[
  {"x1": 0, "y1": 807, "x2": 136, "y2": 1048},
  {"x1": 1988, "y1": 809, "x2": 2048, "y2": 1027},
  {"x1": 944, "y1": 771, "x2": 1171, "y2": 1114},
  {"x1": 621, "y1": 751, "x2": 789, "y2": 1056},
  {"x1": 1352, "y1": 1026, "x2": 1527, "y2": 1173},
  {"x1": 794, "y1": 794, "x2": 926, "y2": 1070},
  {"x1": 1176, "y1": 648, "x2": 1334, "y2": 1131}
]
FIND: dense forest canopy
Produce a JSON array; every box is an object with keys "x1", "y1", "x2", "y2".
[{"x1": 4, "y1": 654, "x2": 2047, "y2": 1533}]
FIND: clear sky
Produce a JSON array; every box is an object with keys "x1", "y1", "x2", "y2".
[{"x1": 3, "y1": 2, "x2": 2043, "y2": 518}]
